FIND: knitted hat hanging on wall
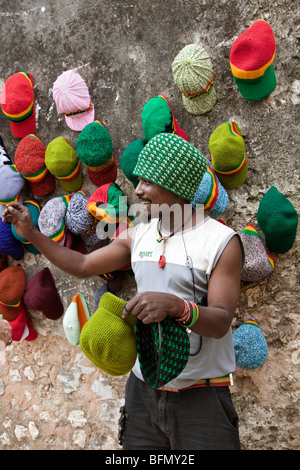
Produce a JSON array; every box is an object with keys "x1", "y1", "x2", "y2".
[
  {"x1": 38, "y1": 195, "x2": 71, "y2": 245},
  {"x1": 45, "y1": 136, "x2": 83, "y2": 192},
  {"x1": 87, "y1": 182, "x2": 129, "y2": 224},
  {"x1": 256, "y1": 186, "x2": 298, "y2": 253},
  {"x1": 171, "y1": 44, "x2": 217, "y2": 115},
  {"x1": 135, "y1": 316, "x2": 190, "y2": 388},
  {"x1": 120, "y1": 138, "x2": 147, "y2": 188},
  {"x1": 65, "y1": 189, "x2": 98, "y2": 247},
  {"x1": 76, "y1": 121, "x2": 117, "y2": 186},
  {"x1": 63, "y1": 293, "x2": 90, "y2": 346},
  {"x1": 11, "y1": 199, "x2": 41, "y2": 255},
  {"x1": 133, "y1": 133, "x2": 207, "y2": 201},
  {"x1": 141, "y1": 95, "x2": 188, "y2": 141},
  {"x1": 0, "y1": 72, "x2": 36, "y2": 138},
  {"x1": 52, "y1": 70, "x2": 95, "y2": 131},
  {"x1": 0, "y1": 136, "x2": 12, "y2": 168},
  {"x1": 80, "y1": 292, "x2": 137, "y2": 375},
  {"x1": 0, "y1": 265, "x2": 26, "y2": 321},
  {"x1": 209, "y1": 121, "x2": 247, "y2": 189},
  {"x1": 191, "y1": 160, "x2": 229, "y2": 216},
  {"x1": 240, "y1": 223, "x2": 274, "y2": 282},
  {"x1": 0, "y1": 220, "x2": 24, "y2": 261},
  {"x1": 14, "y1": 134, "x2": 56, "y2": 197},
  {"x1": 23, "y1": 267, "x2": 64, "y2": 320},
  {"x1": 233, "y1": 317, "x2": 268, "y2": 369},
  {"x1": 230, "y1": 20, "x2": 276, "y2": 101},
  {"x1": 0, "y1": 164, "x2": 24, "y2": 217}
]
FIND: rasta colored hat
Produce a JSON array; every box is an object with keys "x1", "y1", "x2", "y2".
[
  {"x1": 192, "y1": 160, "x2": 229, "y2": 216},
  {"x1": 38, "y1": 195, "x2": 71, "y2": 245},
  {"x1": 256, "y1": 186, "x2": 298, "y2": 253},
  {"x1": 80, "y1": 292, "x2": 137, "y2": 376},
  {"x1": 11, "y1": 199, "x2": 41, "y2": 255},
  {"x1": 209, "y1": 121, "x2": 247, "y2": 189},
  {"x1": 23, "y1": 267, "x2": 64, "y2": 320},
  {"x1": 0, "y1": 265, "x2": 26, "y2": 321},
  {"x1": 45, "y1": 136, "x2": 83, "y2": 192},
  {"x1": 0, "y1": 220, "x2": 24, "y2": 261},
  {"x1": 14, "y1": 134, "x2": 56, "y2": 197},
  {"x1": 52, "y1": 70, "x2": 94, "y2": 131},
  {"x1": 65, "y1": 189, "x2": 98, "y2": 247},
  {"x1": 120, "y1": 138, "x2": 147, "y2": 188},
  {"x1": 230, "y1": 20, "x2": 276, "y2": 101},
  {"x1": 171, "y1": 44, "x2": 216, "y2": 115},
  {"x1": 240, "y1": 223, "x2": 274, "y2": 282},
  {"x1": 141, "y1": 95, "x2": 188, "y2": 141},
  {"x1": 76, "y1": 121, "x2": 117, "y2": 186},
  {"x1": 87, "y1": 183, "x2": 129, "y2": 223},
  {"x1": 0, "y1": 164, "x2": 24, "y2": 217},
  {"x1": 0, "y1": 136, "x2": 12, "y2": 168},
  {"x1": 233, "y1": 318, "x2": 268, "y2": 369},
  {"x1": 0, "y1": 72, "x2": 36, "y2": 138},
  {"x1": 8, "y1": 305, "x2": 38, "y2": 342},
  {"x1": 133, "y1": 133, "x2": 207, "y2": 201},
  {"x1": 135, "y1": 316, "x2": 190, "y2": 389},
  {"x1": 63, "y1": 293, "x2": 90, "y2": 346}
]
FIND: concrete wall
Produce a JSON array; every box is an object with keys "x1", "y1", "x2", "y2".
[{"x1": 0, "y1": 0, "x2": 299, "y2": 450}]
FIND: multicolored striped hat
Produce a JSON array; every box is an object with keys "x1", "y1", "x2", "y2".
[
  {"x1": 0, "y1": 72, "x2": 36, "y2": 138},
  {"x1": 87, "y1": 183, "x2": 129, "y2": 224},
  {"x1": 0, "y1": 164, "x2": 24, "y2": 217},
  {"x1": 240, "y1": 222, "x2": 274, "y2": 282},
  {"x1": 171, "y1": 44, "x2": 216, "y2": 115},
  {"x1": 191, "y1": 160, "x2": 229, "y2": 216},
  {"x1": 11, "y1": 199, "x2": 41, "y2": 255},
  {"x1": 209, "y1": 121, "x2": 247, "y2": 189},
  {"x1": 0, "y1": 265, "x2": 26, "y2": 321},
  {"x1": 53, "y1": 70, "x2": 94, "y2": 131},
  {"x1": 14, "y1": 134, "x2": 56, "y2": 197},
  {"x1": 230, "y1": 20, "x2": 276, "y2": 101},
  {"x1": 233, "y1": 317, "x2": 268, "y2": 369},
  {"x1": 45, "y1": 136, "x2": 83, "y2": 192},
  {"x1": 141, "y1": 95, "x2": 188, "y2": 141},
  {"x1": 76, "y1": 121, "x2": 117, "y2": 187},
  {"x1": 38, "y1": 195, "x2": 71, "y2": 245},
  {"x1": 257, "y1": 186, "x2": 298, "y2": 253},
  {"x1": 133, "y1": 133, "x2": 207, "y2": 201},
  {"x1": 120, "y1": 138, "x2": 147, "y2": 188}
]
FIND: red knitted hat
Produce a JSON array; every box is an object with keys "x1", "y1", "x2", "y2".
[
  {"x1": 0, "y1": 265, "x2": 27, "y2": 321},
  {"x1": 9, "y1": 306, "x2": 38, "y2": 342},
  {"x1": 14, "y1": 134, "x2": 56, "y2": 196},
  {"x1": 0, "y1": 72, "x2": 36, "y2": 138}
]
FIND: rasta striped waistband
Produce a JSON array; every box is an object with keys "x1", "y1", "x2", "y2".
[
  {"x1": 181, "y1": 76, "x2": 214, "y2": 99},
  {"x1": 158, "y1": 374, "x2": 233, "y2": 392},
  {"x1": 63, "y1": 102, "x2": 93, "y2": 117},
  {"x1": 53, "y1": 160, "x2": 81, "y2": 181}
]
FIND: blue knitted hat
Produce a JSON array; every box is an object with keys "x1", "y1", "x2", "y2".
[
  {"x1": 233, "y1": 317, "x2": 268, "y2": 369},
  {"x1": 0, "y1": 220, "x2": 24, "y2": 260},
  {"x1": 191, "y1": 160, "x2": 229, "y2": 216}
]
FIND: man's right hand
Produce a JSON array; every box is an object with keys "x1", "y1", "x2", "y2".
[{"x1": 2, "y1": 202, "x2": 36, "y2": 240}]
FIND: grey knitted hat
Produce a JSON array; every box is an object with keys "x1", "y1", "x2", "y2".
[
  {"x1": 65, "y1": 189, "x2": 98, "y2": 247},
  {"x1": 240, "y1": 223, "x2": 274, "y2": 282},
  {"x1": 0, "y1": 165, "x2": 24, "y2": 217}
]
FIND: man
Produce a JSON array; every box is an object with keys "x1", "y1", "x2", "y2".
[{"x1": 2, "y1": 133, "x2": 243, "y2": 450}]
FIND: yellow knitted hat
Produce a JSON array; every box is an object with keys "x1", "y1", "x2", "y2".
[{"x1": 79, "y1": 292, "x2": 137, "y2": 375}]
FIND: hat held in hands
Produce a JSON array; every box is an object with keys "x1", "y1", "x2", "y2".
[
  {"x1": 0, "y1": 72, "x2": 36, "y2": 138},
  {"x1": 53, "y1": 70, "x2": 94, "y2": 131}
]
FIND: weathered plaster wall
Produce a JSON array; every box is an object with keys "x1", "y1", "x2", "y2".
[{"x1": 0, "y1": 0, "x2": 299, "y2": 450}]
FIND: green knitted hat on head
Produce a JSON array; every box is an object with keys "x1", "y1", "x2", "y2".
[
  {"x1": 171, "y1": 44, "x2": 217, "y2": 115},
  {"x1": 79, "y1": 292, "x2": 137, "y2": 376},
  {"x1": 256, "y1": 186, "x2": 298, "y2": 253},
  {"x1": 209, "y1": 121, "x2": 247, "y2": 189},
  {"x1": 133, "y1": 133, "x2": 207, "y2": 201},
  {"x1": 45, "y1": 136, "x2": 82, "y2": 192},
  {"x1": 120, "y1": 138, "x2": 147, "y2": 188}
]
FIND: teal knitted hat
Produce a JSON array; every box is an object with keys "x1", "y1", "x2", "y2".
[
  {"x1": 171, "y1": 44, "x2": 217, "y2": 115},
  {"x1": 120, "y1": 138, "x2": 147, "y2": 188},
  {"x1": 133, "y1": 133, "x2": 207, "y2": 201},
  {"x1": 256, "y1": 186, "x2": 298, "y2": 253},
  {"x1": 11, "y1": 199, "x2": 41, "y2": 254}
]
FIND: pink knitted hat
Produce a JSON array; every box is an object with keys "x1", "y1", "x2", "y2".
[{"x1": 52, "y1": 70, "x2": 95, "y2": 131}]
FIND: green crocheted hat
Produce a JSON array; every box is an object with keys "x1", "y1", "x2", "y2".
[
  {"x1": 45, "y1": 136, "x2": 82, "y2": 192},
  {"x1": 133, "y1": 133, "x2": 207, "y2": 201},
  {"x1": 209, "y1": 121, "x2": 247, "y2": 189},
  {"x1": 171, "y1": 44, "x2": 217, "y2": 115},
  {"x1": 135, "y1": 316, "x2": 190, "y2": 389},
  {"x1": 120, "y1": 138, "x2": 147, "y2": 188},
  {"x1": 79, "y1": 292, "x2": 137, "y2": 376},
  {"x1": 256, "y1": 186, "x2": 298, "y2": 253}
]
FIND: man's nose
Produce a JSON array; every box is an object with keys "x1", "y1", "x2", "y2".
[{"x1": 134, "y1": 181, "x2": 143, "y2": 196}]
